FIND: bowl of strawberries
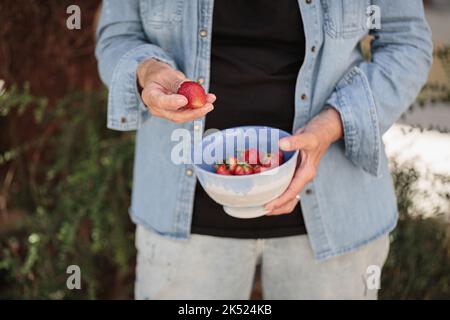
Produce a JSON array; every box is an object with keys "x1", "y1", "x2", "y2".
[{"x1": 192, "y1": 126, "x2": 299, "y2": 218}]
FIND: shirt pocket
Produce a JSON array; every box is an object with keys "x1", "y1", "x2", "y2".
[
  {"x1": 140, "y1": 0, "x2": 184, "y2": 29},
  {"x1": 321, "y1": 0, "x2": 369, "y2": 39}
]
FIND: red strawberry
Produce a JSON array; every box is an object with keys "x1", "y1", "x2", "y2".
[
  {"x1": 177, "y1": 81, "x2": 207, "y2": 109},
  {"x1": 276, "y1": 150, "x2": 284, "y2": 164},
  {"x1": 253, "y1": 164, "x2": 270, "y2": 174},
  {"x1": 226, "y1": 156, "x2": 238, "y2": 174},
  {"x1": 243, "y1": 148, "x2": 260, "y2": 165},
  {"x1": 234, "y1": 163, "x2": 254, "y2": 175},
  {"x1": 215, "y1": 163, "x2": 232, "y2": 175},
  {"x1": 260, "y1": 150, "x2": 284, "y2": 168},
  {"x1": 253, "y1": 164, "x2": 262, "y2": 174}
]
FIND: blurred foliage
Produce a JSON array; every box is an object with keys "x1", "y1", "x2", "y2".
[
  {"x1": 380, "y1": 162, "x2": 450, "y2": 299},
  {"x1": 415, "y1": 45, "x2": 450, "y2": 110},
  {"x1": 0, "y1": 86, "x2": 135, "y2": 299},
  {"x1": 0, "y1": 85, "x2": 449, "y2": 299}
]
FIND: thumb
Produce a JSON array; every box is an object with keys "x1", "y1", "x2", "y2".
[{"x1": 279, "y1": 133, "x2": 314, "y2": 151}]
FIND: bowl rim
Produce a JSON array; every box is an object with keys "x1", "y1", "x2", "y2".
[{"x1": 193, "y1": 125, "x2": 299, "y2": 179}]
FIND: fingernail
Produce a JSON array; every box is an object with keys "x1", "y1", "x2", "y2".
[
  {"x1": 279, "y1": 139, "x2": 291, "y2": 150},
  {"x1": 176, "y1": 97, "x2": 187, "y2": 105}
]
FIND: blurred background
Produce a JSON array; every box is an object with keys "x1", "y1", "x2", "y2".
[{"x1": 0, "y1": 0, "x2": 449, "y2": 299}]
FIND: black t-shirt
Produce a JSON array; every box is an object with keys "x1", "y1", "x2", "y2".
[{"x1": 191, "y1": 0, "x2": 307, "y2": 238}]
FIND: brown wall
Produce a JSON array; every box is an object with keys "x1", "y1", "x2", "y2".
[{"x1": 0, "y1": 0, "x2": 102, "y2": 101}]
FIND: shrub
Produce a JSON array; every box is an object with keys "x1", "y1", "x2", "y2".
[
  {"x1": 0, "y1": 86, "x2": 135, "y2": 299},
  {"x1": 380, "y1": 163, "x2": 450, "y2": 299}
]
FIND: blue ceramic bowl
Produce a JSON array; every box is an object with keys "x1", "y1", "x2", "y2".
[{"x1": 192, "y1": 126, "x2": 299, "y2": 218}]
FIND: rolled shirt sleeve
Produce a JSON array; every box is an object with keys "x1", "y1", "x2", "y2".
[
  {"x1": 95, "y1": 0, "x2": 177, "y2": 131},
  {"x1": 326, "y1": 0, "x2": 433, "y2": 176}
]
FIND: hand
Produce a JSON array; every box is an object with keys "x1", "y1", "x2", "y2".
[
  {"x1": 137, "y1": 58, "x2": 216, "y2": 123},
  {"x1": 265, "y1": 107, "x2": 344, "y2": 215}
]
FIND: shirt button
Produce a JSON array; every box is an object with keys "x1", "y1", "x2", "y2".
[
  {"x1": 306, "y1": 0, "x2": 312, "y2": 4},
  {"x1": 186, "y1": 169, "x2": 193, "y2": 177},
  {"x1": 311, "y1": 46, "x2": 316, "y2": 53},
  {"x1": 197, "y1": 77, "x2": 205, "y2": 85},
  {"x1": 305, "y1": 189, "x2": 313, "y2": 195},
  {"x1": 301, "y1": 94, "x2": 307, "y2": 101},
  {"x1": 120, "y1": 117, "x2": 127, "y2": 123},
  {"x1": 193, "y1": 124, "x2": 201, "y2": 131},
  {"x1": 199, "y1": 30, "x2": 208, "y2": 37}
]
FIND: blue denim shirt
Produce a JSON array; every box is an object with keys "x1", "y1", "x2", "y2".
[{"x1": 95, "y1": 0, "x2": 432, "y2": 260}]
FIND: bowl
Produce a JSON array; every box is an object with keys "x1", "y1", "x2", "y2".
[{"x1": 192, "y1": 126, "x2": 299, "y2": 219}]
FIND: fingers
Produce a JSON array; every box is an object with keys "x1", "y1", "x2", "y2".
[
  {"x1": 154, "y1": 68, "x2": 187, "y2": 93},
  {"x1": 171, "y1": 103, "x2": 215, "y2": 123},
  {"x1": 266, "y1": 197, "x2": 299, "y2": 216},
  {"x1": 206, "y1": 93, "x2": 216, "y2": 104},
  {"x1": 279, "y1": 132, "x2": 318, "y2": 152},
  {"x1": 157, "y1": 103, "x2": 215, "y2": 124},
  {"x1": 265, "y1": 152, "x2": 316, "y2": 212},
  {"x1": 143, "y1": 84, "x2": 188, "y2": 111},
  {"x1": 144, "y1": 82, "x2": 215, "y2": 123},
  {"x1": 141, "y1": 66, "x2": 216, "y2": 123},
  {"x1": 144, "y1": 86, "x2": 217, "y2": 113}
]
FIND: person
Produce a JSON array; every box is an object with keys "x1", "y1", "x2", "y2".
[{"x1": 95, "y1": 0, "x2": 432, "y2": 299}]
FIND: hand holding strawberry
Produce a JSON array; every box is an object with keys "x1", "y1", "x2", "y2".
[{"x1": 137, "y1": 58, "x2": 216, "y2": 123}]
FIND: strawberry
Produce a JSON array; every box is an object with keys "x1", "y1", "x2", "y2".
[
  {"x1": 260, "y1": 150, "x2": 284, "y2": 168},
  {"x1": 226, "y1": 155, "x2": 238, "y2": 174},
  {"x1": 242, "y1": 148, "x2": 260, "y2": 165},
  {"x1": 177, "y1": 81, "x2": 207, "y2": 109},
  {"x1": 234, "y1": 163, "x2": 254, "y2": 175},
  {"x1": 276, "y1": 150, "x2": 284, "y2": 164},
  {"x1": 253, "y1": 164, "x2": 271, "y2": 174},
  {"x1": 215, "y1": 164, "x2": 232, "y2": 175},
  {"x1": 253, "y1": 164, "x2": 262, "y2": 174}
]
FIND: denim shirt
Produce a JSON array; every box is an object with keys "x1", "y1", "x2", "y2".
[{"x1": 95, "y1": 0, "x2": 432, "y2": 260}]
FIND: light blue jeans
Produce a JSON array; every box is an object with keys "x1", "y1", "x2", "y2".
[{"x1": 135, "y1": 225, "x2": 390, "y2": 300}]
